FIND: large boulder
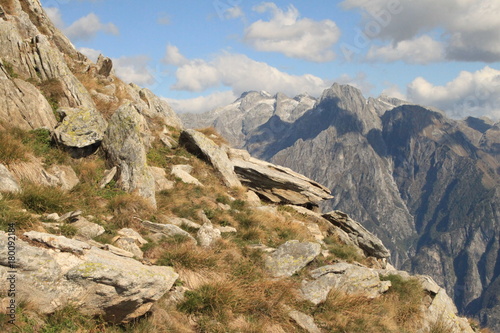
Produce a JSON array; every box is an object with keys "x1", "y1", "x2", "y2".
[
  {"x1": 54, "y1": 107, "x2": 107, "y2": 149},
  {"x1": 300, "y1": 263, "x2": 391, "y2": 304},
  {"x1": 0, "y1": 231, "x2": 178, "y2": 323},
  {"x1": 179, "y1": 129, "x2": 242, "y2": 188},
  {"x1": 265, "y1": 240, "x2": 321, "y2": 277},
  {"x1": 102, "y1": 103, "x2": 156, "y2": 208},
  {"x1": 231, "y1": 154, "x2": 333, "y2": 208},
  {"x1": 322, "y1": 211, "x2": 390, "y2": 259}
]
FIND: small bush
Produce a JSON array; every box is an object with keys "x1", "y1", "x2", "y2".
[
  {"x1": 380, "y1": 274, "x2": 424, "y2": 326},
  {"x1": 0, "y1": 198, "x2": 34, "y2": 231},
  {"x1": 328, "y1": 242, "x2": 364, "y2": 263},
  {"x1": 2, "y1": 61, "x2": 18, "y2": 78},
  {"x1": 0, "y1": 131, "x2": 29, "y2": 164},
  {"x1": 156, "y1": 243, "x2": 217, "y2": 270},
  {"x1": 18, "y1": 183, "x2": 74, "y2": 214},
  {"x1": 107, "y1": 193, "x2": 154, "y2": 229}
]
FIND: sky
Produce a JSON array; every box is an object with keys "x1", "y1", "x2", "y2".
[{"x1": 39, "y1": 0, "x2": 500, "y2": 119}]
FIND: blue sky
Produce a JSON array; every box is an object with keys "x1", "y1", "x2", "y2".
[{"x1": 41, "y1": 0, "x2": 500, "y2": 119}]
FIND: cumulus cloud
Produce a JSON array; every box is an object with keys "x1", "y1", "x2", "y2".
[
  {"x1": 65, "y1": 13, "x2": 119, "y2": 41},
  {"x1": 407, "y1": 66, "x2": 500, "y2": 119},
  {"x1": 341, "y1": 0, "x2": 500, "y2": 62},
  {"x1": 366, "y1": 35, "x2": 445, "y2": 64},
  {"x1": 162, "y1": 44, "x2": 189, "y2": 66},
  {"x1": 113, "y1": 55, "x2": 156, "y2": 86},
  {"x1": 164, "y1": 91, "x2": 238, "y2": 114},
  {"x1": 169, "y1": 50, "x2": 330, "y2": 98},
  {"x1": 44, "y1": 7, "x2": 64, "y2": 29},
  {"x1": 244, "y1": 3, "x2": 340, "y2": 62}
]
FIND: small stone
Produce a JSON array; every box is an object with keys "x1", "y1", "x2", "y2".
[{"x1": 197, "y1": 222, "x2": 221, "y2": 247}]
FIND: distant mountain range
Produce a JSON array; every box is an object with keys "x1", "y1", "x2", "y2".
[{"x1": 181, "y1": 83, "x2": 500, "y2": 331}]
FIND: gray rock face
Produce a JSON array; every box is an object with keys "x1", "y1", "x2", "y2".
[
  {"x1": 196, "y1": 222, "x2": 222, "y2": 247},
  {"x1": 102, "y1": 103, "x2": 156, "y2": 208},
  {"x1": 231, "y1": 154, "x2": 333, "y2": 207},
  {"x1": 54, "y1": 107, "x2": 107, "y2": 148},
  {"x1": 179, "y1": 129, "x2": 241, "y2": 188},
  {"x1": 141, "y1": 220, "x2": 197, "y2": 244},
  {"x1": 1, "y1": 231, "x2": 178, "y2": 323},
  {"x1": 288, "y1": 310, "x2": 322, "y2": 333},
  {"x1": 265, "y1": 240, "x2": 321, "y2": 277},
  {"x1": 322, "y1": 211, "x2": 390, "y2": 259},
  {"x1": 301, "y1": 263, "x2": 391, "y2": 304},
  {"x1": 0, "y1": 164, "x2": 20, "y2": 193}
]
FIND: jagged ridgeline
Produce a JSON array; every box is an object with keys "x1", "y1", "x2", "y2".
[{"x1": 0, "y1": 0, "x2": 491, "y2": 332}]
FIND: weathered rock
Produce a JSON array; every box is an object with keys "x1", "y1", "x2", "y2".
[
  {"x1": 0, "y1": 73, "x2": 57, "y2": 130},
  {"x1": 288, "y1": 310, "x2": 322, "y2": 333},
  {"x1": 231, "y1": 155, "x2": 332, "y2": 207},
  {"x1": 0, "y1": 164, "x2": 20, "y2": 193},
  {"x1": 102, "y1": 103, "x2": 156, "y2": 208},
  {"x1": 70, "y1": 216, "x2": 105, "y2": 239},
  {"x1": 265, "y1": 240, "x2": 321, "y2": 277},
  {"x1": 127, "y1": 84, "x2": 183, "y2": 129},
  {"x1": 24, "y1": 230, "x2": 91, "y2": 254},
  {"x1": 58, "y1": 210, "x2": 82, "y2": 222},
  {"x1": 179, "y1": 129, "x2": 242, "y2": 188},
  {"x1": 301, "y1": 263, "x2": 391, "y2": 304},
  {"x1": 149, "y1": 166, "x2": 174, "y2": 191},
  {"x1": 113, "y1": 237, "x2": 144, "y2": 259},
  {"x1": 164, "y1": 216, "x2": 202, "y2": 230},
  {"x1": 0, "y1": 231, "x2": 178, "y2": 323},
  {"x1": 171, "y1": 164, "x2": 203, "y2": 186},
  {"x1": 117, "y1": 228, "x2": 148, "y2": 245},
  {"x1": 44, "y1": 165, "x2": 80, "y2": 190},
  {"x1": 197, "y1": 222, "x2": 221, "y2": 247},
  {"x1": 96, "y1": 54, "x2": 114, "y2": 77},
  {"x1": 141, "y1": 220, "x2": 197, "y2": 244},
  {"x1": 322, "y1": 211, "x2": 390, "y2": 259},
  {"x1": 104, "y1": 243, "x2": 135, "y2": 258},
  {"x1": 54, "y1": 107, "x2": 107, "y2": 148},
  {"x1": 98, "y1": 167, "x2": 117, "y2": 188},
  {"x1": 246, "y1": 190, "x2": 262, "y2": 206}
]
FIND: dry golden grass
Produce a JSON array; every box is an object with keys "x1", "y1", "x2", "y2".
[
  {"x1": 196, "y1": 127, "x2": 229, "y2": 146},
  {"x1": 107, "y1": 193, "x2": 155, "y2": 229}
]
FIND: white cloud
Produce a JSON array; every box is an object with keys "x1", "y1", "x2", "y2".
[
  {"x1": 112, "y1": 55, "x2": 156, "y2": 86},
  {"x1": 244, "y1": 3, "x2": 340, "y2": 62},
  {"x1": 366, "y1": 35, "x2": 445, "y2": 64},
  {"x1": 65, "y1": 13, "x2": 119, "y2": 41},
  {"x1": 170, "y1": 50, "x2": 330, "y2": 98},
  {"x1": 224, "y1": 6, "x2": 244, "y2": 20},
  {"x1": 341, "y1": 0, "x2": 500, "y2": 62},
  {"x1": 78, "y1": 47, "x2": 101, "y2": 63},
  {"x1": 44, "y1": 7, "x2": 64, "y2": 29},
  {"x1": 164, "y1": 91, "x2": 238, "y2": 114},
  {"x1": 162, "y1": 44, "x2": 189, "y2": 66},
  {"x1": 407, "y1": 66, "x2": 500, "y2": 119}
]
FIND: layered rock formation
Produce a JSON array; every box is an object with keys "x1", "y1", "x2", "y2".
[{"x1": 183, "y1": 84, "x2": 500, "y2": 331}]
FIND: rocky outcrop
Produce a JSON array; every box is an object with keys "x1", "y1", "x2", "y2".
[
  {"x1": 54, "y1": 107, "x2": 107, "y2": 149},
  {"x1": 102, "y1": 103, "x2": 156, "y2": 208},
  {"x1": 265, "y1": 240, "x2": 321, "y2": 277},
  {"x1": 0, "y1": 164, "x2": 20, "y2": 193},
  {"x1": 322, "y1": 211, "x2": 390, "y2": 259},
  {"x1": 179, "y1": 129, "x2": 241, "y2": 188},
  {"x1": 0, "y1": 231, "x2": 178, "y2": 323},
  {"x1": 300, "y1": 263, "x2": 391, "y2": 304},
  {"x1": 231, "y1": 154, "x2": 333, "y2": 207}
]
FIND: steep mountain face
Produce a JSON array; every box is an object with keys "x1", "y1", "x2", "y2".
[{"x1": 183, "y1": 84, "x2": 500, "y2": 331}]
